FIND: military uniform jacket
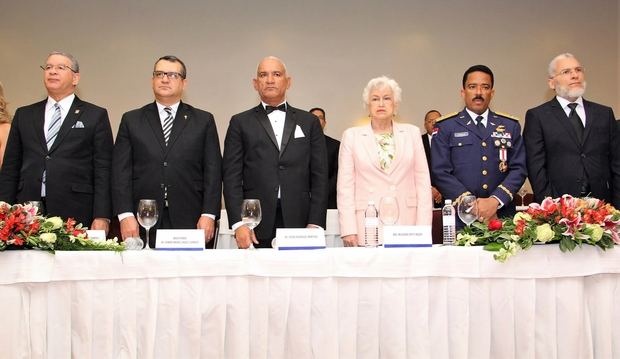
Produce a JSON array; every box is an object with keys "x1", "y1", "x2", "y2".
[{"x1": 431, "y1": 109, "x2": 527, "y2": 217}]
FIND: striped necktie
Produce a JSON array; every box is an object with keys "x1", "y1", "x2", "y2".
[
  {"x1": 46, "y1": 103, "x2": 62, "y2": 149},
  {"x1": 162, "y1": 107, "x2": 173, "y2": 145}
]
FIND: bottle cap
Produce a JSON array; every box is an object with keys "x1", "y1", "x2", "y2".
[{"x1": 445, "y1": 199, "x2": 452, "y2": 205}]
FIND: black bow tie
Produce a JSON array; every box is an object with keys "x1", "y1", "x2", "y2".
[{"x1": 265, "y1": 103, "x2": 287, "y2": 114}]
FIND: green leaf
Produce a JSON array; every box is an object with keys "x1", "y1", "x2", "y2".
[{"x1": 484, "y1": 242, "x2": 504, "y2": 251}]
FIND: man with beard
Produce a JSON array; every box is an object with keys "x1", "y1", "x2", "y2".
[
  {"x1": 431, "y1": 65, "x2": 526, "y2": 226},
  {"x1": 523, "y1": 53, "x2": 620, "y2": 208}
]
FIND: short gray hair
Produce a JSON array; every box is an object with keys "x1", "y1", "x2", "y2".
[
  {"x1": 548, "y1": 53, "x2": 576, "y2": 78},
  {"x1": 47, "y1": 51, "x2": 80, "y2": 73},
  {"x1": 362, "y1": 76, "x2": 402, "y2": 107}
]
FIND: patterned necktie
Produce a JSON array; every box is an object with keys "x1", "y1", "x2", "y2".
[
  {"x1": 162, "y1": 107, "x2": 173, "y2": 145},
  {"x1": 475, "y1": 115, "x2": 485, "y2": 129},
  {"x1": 46, "y1": 103, "x2": 62, "y2": 149},
  {"x1": 567, "y1": 103, "x2": 584, "y2": 142}
]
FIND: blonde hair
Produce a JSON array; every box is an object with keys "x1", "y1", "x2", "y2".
[{"x1": 0, "y1": 81, "x2": 11, "y2": 124}]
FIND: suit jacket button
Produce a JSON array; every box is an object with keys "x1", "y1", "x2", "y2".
[
  {"x1": 482, "y1": 184, "x2": 489, "y2": 190},
  {"x1": 279, "y1": 165, "x2": 285, "y2": 170},
  {"x1": 482, "y1": 156, "x2": 488, "y2": 161},
  {"x1": 163, "y1": 161, "x2": 168, "y2": 167}
]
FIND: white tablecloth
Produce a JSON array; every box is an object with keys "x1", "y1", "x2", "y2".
[
  {"x1": 1, "y1": 246, "x2": 620, "y2": 358},
  {"x1": 216, "y1": 209, "x2": 343, "y2": 249}
]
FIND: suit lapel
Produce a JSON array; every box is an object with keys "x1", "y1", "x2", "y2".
[
  {"x1": 254, "y1": 105, "x2": 279, "y2": 151},
  {"x1": 32, "y1": 100, "x2": 47, "y2": 152},
  {"x1": 549, "y1": 98, "x2": 581, "y2": 147},
  {"x1": 581, "y1": 99, "x2": 594, "y2": 143},
  {"x1": 145, "y1": 103, "x2": 167, "y2": 152},
  {"x1": 385, "y1": 122, "x2": 405, "y2": 175},
  {"x1": 279, "y1": 108, "x2": 295, "y2": 157},
  {"x1": 166, "y1": 102, "x2": 190, "y2": 152},
  {"x1": 361, "y1": 124, "x2": 383, "y2": 172},
  {"x1": 48, "y1": 96, "x2": 83, "y2": 153}
]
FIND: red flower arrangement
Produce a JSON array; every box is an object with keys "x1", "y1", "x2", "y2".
[
  {"x1": 0, "y1": 202, "x2": 123, "y2": 252},
  {"x1": 456, "y1": 195, "x2": 620, "y2": 262}
]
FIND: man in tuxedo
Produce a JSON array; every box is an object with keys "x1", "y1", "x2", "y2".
[
  {"x1": 310, "y1": 107, "x2": 339, "y2": 209},
  {"x1": 523, "y1": 53, "x2": 620, "y2": 208},
  {"x1": 432, "y1": 65, "x2": 526, "y2": 226},
  {"x1": 421, "y1": 109, "x2": 443, "y2": 206},
  {"x1": 0, "y1": 51, "x2": 113, "y2": 233},
  {"x1": 112, "y1": 55, "x2": 222, "y2": 248},
  {"x1": 223, "y1": 56, "x2": 328, "y2": 248}
]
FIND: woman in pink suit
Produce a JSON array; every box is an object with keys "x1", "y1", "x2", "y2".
[{"x1": 338, "y1": 76, "x2": 432, "y2": 246}]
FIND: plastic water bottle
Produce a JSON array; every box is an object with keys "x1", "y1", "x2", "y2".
[
  {"x1": 442, "y1": 199, "x2": 456, "y2": 245},
  {"x1": 364, "y1": 201, "x2": 379, "y2": 247}
]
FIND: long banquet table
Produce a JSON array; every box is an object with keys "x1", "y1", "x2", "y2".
[{"x1": 1, "y1": 245, "x2": 620, "y2": 359}]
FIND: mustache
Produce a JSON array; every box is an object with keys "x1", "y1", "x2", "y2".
[{"x1": 473, "y1": 95, "x2": 485, "y2": 101}]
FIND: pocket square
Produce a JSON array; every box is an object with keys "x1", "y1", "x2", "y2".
[
  {"x1": 72, "y1": 121, "x2": 85, "y2": 129},
  {"x1": 294, "y1": 125, "x2": 305, "y2": 138}
]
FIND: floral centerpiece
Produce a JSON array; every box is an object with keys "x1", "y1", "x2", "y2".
[
  {"x1": 456, "y1": 195, "x2": 620, "y2": 262},
  {"x1": 0, "y1": 202, "x2": 124, "y2": 252}
]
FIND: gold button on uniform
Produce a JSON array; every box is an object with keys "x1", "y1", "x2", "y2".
[
  {"x1": 482, "y1": 156, "x2": 488, "y2": 161},
  {"x1": 482, "y1": 170, "x2": 488, "y2": 175},
  {"x1": 482, "y1": 184, "x2": 489, "y2": 190},
  {"x1": 482, "y1": 142, "x2": 487, "y2": 147}
]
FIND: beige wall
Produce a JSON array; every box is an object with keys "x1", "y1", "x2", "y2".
[{"x1": 1, "y1": 0, "x2": 618, "y2": 143}]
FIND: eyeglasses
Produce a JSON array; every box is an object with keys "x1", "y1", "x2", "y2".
[
  {"x1": 40, "y1": 64, "x2": 77, "y2": 73},
  {"x1": 153, "y1": 71, "x2": 185, "y2": 80},
  {"x1": 552, "y1": 66, "x2": 584, "y2": 78}
]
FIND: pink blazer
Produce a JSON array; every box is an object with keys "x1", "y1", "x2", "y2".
[{"x1": 337, "y1": 121, "x2": 432, "y2": 244}]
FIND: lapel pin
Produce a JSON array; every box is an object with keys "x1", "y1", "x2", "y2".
[
  {"x1": 75, "y1": 109, "x2": 80, "y2": 114},
  {"x1": 184, "y1": 115, "x2": 188, "y2": 120}
]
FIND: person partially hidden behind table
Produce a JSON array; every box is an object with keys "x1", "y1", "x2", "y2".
[{"x1": 337, "y1": 76, "x2": 432, "y2": 247}]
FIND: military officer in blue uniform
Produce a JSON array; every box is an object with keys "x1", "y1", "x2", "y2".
[{"x1": 431, "y1": 65, "x2": 526, "y2": 226}]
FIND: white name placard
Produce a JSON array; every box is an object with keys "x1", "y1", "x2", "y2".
[
  {"x1": 274, "y1": 228, "x2": 326, "y2": 250},
  {"x1": 86, "y1": 230, "x2": 106, "y2": 242},
  {"x1": 383, "y1": 225, "x2": 432, "y2": 248},
  {"x1": 155, "y1": 229, "x2": 204, "y2": 250}
]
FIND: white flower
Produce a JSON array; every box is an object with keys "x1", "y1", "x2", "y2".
[
  {"x1": 513, "y1": 212, "x2": 532, "y2": 225},
  {"x1": 40, "y1": 233, "x2": 57, "y2": 243},
  {"x1": 45, "y1": 217, "x2": 64, "y2": 230},
  {"x1": 535, "y1": 223, "x2": 554, "y2": 243},
  {"x1": 456, "y1": 233, "x2": 478, "y2": 246}
]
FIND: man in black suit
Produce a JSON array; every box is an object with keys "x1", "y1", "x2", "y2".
[
  {"x1": 421, "y1": 109, "x2": 443, "y2": 206},
  {"x1": 0, "y1": 51, "x2": 113, "y2": 233},
  {"x1": 223, "y1": 56, "x2": 328, "y2": 248},
  {"x1": 309, "y1": 107, "x2": 339, "y2": 209},
  {"x1": 112, "y1": 55, "x2": 222, "y2": 248},
  {"x1": 524, "y1": 53, "x2": 620, "y2": 208}
]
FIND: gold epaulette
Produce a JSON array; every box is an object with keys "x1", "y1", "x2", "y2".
[
  {"x1": 494, "y1": 111, "x2": 520, "y2": 122},
  {"x1": 434, "y1": 112, "x2": 459, "y2": 123}
]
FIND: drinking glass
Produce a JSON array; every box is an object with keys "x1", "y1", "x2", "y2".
[
  {"x1": 241, "y1": 199, "x2": 262, "y2": 232},
  {"x1": 379, "y1": 196, "x2": 399, "y2": 225},
  {"x1": 137, "y1": 199, "x2": 158, "y2": 249},
  {"x1": 517, "y1": 185, "x2": 529, "y2": 206},
  {"x1": 457, "y1": 195, "x2": 478, "y2": 227}
]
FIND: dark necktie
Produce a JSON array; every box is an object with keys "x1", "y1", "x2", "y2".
[
  {"x1": 475, "y1": 115, "x2": 485, "y2": 129},
  {"x1": 162, "y1": 107, "x2": 173, "y2": 145},
  {"x1": 265, "y1": 103, "x2": 286, "y2": 114},
  {"x1": 567, "y1": 103, "x2": 584, "y2": 142}
]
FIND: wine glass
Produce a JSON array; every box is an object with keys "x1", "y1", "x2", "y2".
[
  {"x1": 241, "y1": 199, "x2": 262, "y2": 232},
  {"x1": 379, "y1": 196, "x2": 399, "y2": 225},
  {"x1": 517, "y1": 185, "x2": 529, "y2": 206},
  {"x1": 457, "y1": 195, "x2": 478, "y2": 227},
  {"x1": 137, "y1": 199, "x2": 158, "y2": 249}
]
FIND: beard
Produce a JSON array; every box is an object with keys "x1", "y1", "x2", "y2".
[{"x1": 555, "y1": 81, "x2": 587, "y2": 99}]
